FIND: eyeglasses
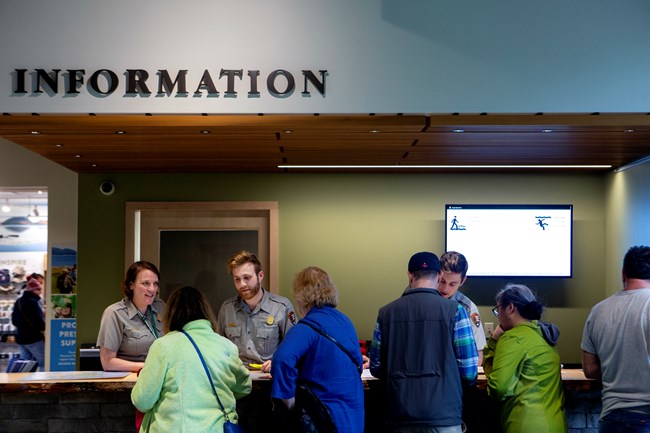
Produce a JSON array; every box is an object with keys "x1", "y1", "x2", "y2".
[{"x1": 492, "y1": 305, "x2": 502, "y2": 317}]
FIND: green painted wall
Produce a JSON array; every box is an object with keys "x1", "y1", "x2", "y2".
[
  {"x1": 77, "y1": 172, "x2": 606, "y2": 364},
  {"x1": 605, "y1": 166, "x2": 650, "y2": 296}
]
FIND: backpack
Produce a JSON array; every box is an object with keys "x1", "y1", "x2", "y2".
[
  {"x1": 56, "y1": 272, "x2": 67, "y2": 292},
  {"x1": 0, "y1": 269, "x2": 11, "y2": 287}
]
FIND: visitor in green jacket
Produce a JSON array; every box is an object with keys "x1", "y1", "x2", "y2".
[
  {"x1": 484, "y1": 283, "x2": 567, "y2": 433},
  {"x1": 132, "y1": 286, "x2": 252, "y2": 433}
]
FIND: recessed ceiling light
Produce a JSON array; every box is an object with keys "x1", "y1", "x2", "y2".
[
  {"x1": 452, "y1": 129, "x2": 464, "y2": 133},
  {"x1": 200, "y1": 130, "x2": 211, "y2": 134},
  {"x1": 30, "y1": 131, "x2": 40, "y2": 135},
  {"x1": 115, "y1": 130, "x2": 126, "y2": 134},
  {"x1": 55, "y1": 144, "x2": 64, "y2": 148},
  {"x1": 74, "y1": 154, "x2": 82, "y2": 158},
  {"x1": 624, "y1": 129, "x2": 635, "y2": 133},
  {"x1": 283, "y1": 130, "x2": 293, "y2": 134},
  {"x1": 542, "y1": 129, "x2": 553, "y2": 133},
  {"x1": 369, "y1": 130, "x2": 381, "y2": 133}
]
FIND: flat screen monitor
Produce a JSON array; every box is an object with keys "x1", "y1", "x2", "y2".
[{"x1": 445, "y1": 204, "x2": 573, "y2": 277}]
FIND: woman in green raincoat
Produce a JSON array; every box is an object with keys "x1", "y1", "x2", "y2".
[{"x1": 484, "y1": 284, "x2": 567, "y2": 433}]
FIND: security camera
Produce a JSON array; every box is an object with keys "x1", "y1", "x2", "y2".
[{"x1": 99, "y1": 181, "x2": 116, "y2": 196}]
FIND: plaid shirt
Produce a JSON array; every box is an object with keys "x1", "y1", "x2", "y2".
[
  {"x1": 370, "y1": 303, "x2": 478, "y2": 384},
  {"x1": 452, "y1": 304, "x2": 479, "y2": 382}
]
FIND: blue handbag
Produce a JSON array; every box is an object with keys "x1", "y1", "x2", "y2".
[{"x1": 182, "y1": 330, "x2": 245, "y2": 433}]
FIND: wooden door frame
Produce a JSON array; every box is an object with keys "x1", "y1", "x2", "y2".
[{"x1": 125, "y1": 201, "x2": 279, "y2": 292}]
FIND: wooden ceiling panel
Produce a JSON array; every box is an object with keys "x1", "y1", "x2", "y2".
[{"x1": 2, "y1": 113, "x2": 650, "y2": 173}]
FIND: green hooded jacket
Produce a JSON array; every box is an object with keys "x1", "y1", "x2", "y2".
[{"x1": 483, "y1": 320, "x2": 567, "y2": 433}]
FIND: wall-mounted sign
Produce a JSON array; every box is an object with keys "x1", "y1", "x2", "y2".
[{"x1": 13, "y1": 68, "x2": 328, "y2": 99}]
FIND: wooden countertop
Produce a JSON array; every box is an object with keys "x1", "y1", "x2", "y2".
[
  {"x1": 478, "y1": 369, "x2": 602, "y2": 391},
  {"x1": 0, "y1": 371, "x2": 138, "y2": 393},
  {"x1": 0, "y1": 369, "x2": 601, "y2": 394}
]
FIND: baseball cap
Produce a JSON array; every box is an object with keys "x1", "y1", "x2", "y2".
[
  {"x1": 25, "y1": 277, "x2": 43, "y2": 292},
  {"x1": 408, "y1": 252, "x2": 441, "y2": 273}
]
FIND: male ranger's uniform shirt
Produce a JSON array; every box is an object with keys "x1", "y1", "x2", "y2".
[
  {"x1": 217, "y1": 289, "x2": 297, "y2": 365},
  {"x1": 451, "y1": 291, "x2": 487, "y2": 352}
]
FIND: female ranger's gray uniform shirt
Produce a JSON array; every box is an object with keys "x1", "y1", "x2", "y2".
[
  {"x1": 216, "y1": 289, "x2": 297, "y2": 365},
  {"x1": 97, "y1": 297, "x2": 165, "y2": 362}
]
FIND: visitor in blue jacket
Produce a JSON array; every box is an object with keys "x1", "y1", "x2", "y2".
[{"x1": 271, "y1": 266, "x2": 364, "y2": 433}]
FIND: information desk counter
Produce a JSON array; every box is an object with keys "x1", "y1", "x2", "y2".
[{"x1": 0, "y1": 370, "x2": 602, "y2": 433}]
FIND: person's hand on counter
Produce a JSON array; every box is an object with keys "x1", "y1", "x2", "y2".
[
  {"x1": 249, "y1": 359, "x2": 272, "y2": 373},
  {"x1": 490, "y1": 325, "x2": 505, "y2": 341},
  {"x1": 100, "y1": 347, "x2": 145, "y2": 372}
]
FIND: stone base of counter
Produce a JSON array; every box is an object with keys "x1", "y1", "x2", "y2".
[
  {"x1": 565, "y1": 390, "x2": 602, "y2": 433},
  {"x1": 1, "y1": 391, "x2": 134, "y2": 433},
  {"x1": 0, "y1": 373, "x2": 602, "y2": 433}
]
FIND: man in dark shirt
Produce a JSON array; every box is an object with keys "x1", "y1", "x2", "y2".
[{"x1": 369, "y1": 251, "x2": 478, "y2": 433}]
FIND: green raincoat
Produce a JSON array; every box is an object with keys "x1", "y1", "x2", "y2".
[{"x1": 483, "y1": 320, "x2": 567, "y2": 433}]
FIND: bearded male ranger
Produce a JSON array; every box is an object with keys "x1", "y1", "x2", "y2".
[
  {"x1": 217, "y1": 250, "x2": 297, "y2": 373},
  {"x1": 217, "y1": 250, "x2": 297, "y2": 433}
]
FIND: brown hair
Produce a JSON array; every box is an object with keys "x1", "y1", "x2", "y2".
[
  {"x1": 162, "y1": 286, "x2": 217, "y2": 333},
  {"x1": 440, "y1": 251, "x2": 469, "y2": 279},
  {"x1": 227, "y1": 250, "x2": 262, "y2": 275},
  {"x1": 122, "y1": 261, "x2": 161, "y2": 300},
  {"x1": 293, "y1": 266, "x2": 338, "y2": 310}
]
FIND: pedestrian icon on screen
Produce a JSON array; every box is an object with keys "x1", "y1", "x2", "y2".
[
  {"x1": 535, "y1": 216, "x2": 550, "y2": 230},
  {"x1": 450, "y1": 216, "x2": 466, "y2": 231}
]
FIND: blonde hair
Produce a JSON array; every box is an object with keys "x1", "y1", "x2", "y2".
[{"x1": 293, "y1": 266, "x2": 338, "y2": 310}]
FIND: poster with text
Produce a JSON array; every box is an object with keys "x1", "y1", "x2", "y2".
[
  {"x1": 50, "y1": 244, "x2": 77, "y2": 371},
  {"x1": 49, "y1": 319, "x2": 76, "y2": 371}
]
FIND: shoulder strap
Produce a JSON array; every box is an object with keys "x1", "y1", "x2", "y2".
[
  {"x1": 300, "y1": 320, "x2": 362, "y2": 375},
  {"x1": 181, "y1": 330, "x2": 231, "y2": 422}
]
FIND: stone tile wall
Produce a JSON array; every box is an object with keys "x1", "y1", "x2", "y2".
[
  {"x1": 0, "y1": 386, "x2": 602, "y2": 433},
  {"x1": 0, "y1": 391, "x2": 133, "y2": 433},
  {"x1": 566, "y1": 390, "x2": 601, "y2": 433}
]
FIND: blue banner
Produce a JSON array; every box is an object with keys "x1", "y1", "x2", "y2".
[{"x1": 50, "y1": 319, "x2": 76, "y2": 371}]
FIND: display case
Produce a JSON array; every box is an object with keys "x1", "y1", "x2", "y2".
[
  {"x1": 0, "y1": 290, "x2": 21, "y2": 372},
  {"x1": 0, "y1": 189, "x2": 49, "y2": 372}
]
